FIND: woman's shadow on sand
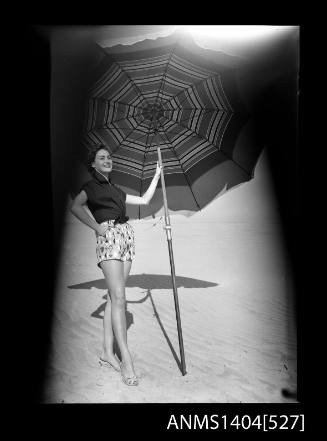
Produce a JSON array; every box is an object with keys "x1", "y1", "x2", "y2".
[{"x1": 68, "y1": 274, "x2": 218, "y2": 372}]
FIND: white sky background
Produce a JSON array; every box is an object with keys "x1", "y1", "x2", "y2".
[
  {"x1": 93, "y1": 25, "x2": 298, "y2": 59},
  {"x1": 79, "y1": 25, "x2": 299, "y2": 222}
]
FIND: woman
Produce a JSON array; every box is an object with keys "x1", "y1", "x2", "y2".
[{"x1": 70, "y1": 144, "x2": 162, "y2": 386}]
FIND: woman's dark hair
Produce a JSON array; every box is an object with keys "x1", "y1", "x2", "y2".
[{"x1": 86, "y1": 144, "x2": 112, "y2": 174}]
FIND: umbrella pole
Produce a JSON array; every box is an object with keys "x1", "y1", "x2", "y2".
[{"x1": 157, "y1": 147, "x2": 187, "y2": 376}]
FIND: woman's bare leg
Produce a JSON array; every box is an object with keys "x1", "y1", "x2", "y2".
[
  {"x1": 122, "y1": 259, "x2": 132, "y2": 340},
  {"x1": 101, "y1": 259, "x2": 132, "y2": 365},
  {"x1": 101, "y1": 292, "x2": 120, "y2": 370},
  {"x1": 123, "y1": 260, "x2": 132, "y2": 283},
  {"x1": 100, "y1": 259, "x2": 136, "y2": 379}
]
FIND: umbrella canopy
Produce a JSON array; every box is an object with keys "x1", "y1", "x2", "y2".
[{"x1": 80, "y1": 30, "x2": 262, "y2": 219}]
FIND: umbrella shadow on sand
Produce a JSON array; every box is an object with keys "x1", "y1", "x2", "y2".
[{"x1": 68, "y1": 274, "x2": 218, "y2": 371}]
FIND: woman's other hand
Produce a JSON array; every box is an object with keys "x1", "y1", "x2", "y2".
[{"x1": 97, "y1": 224, "x2": 109, "y2": 236}]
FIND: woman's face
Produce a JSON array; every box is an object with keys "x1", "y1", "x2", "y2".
[{"x1": 92, "y1": 149, "x2": 113, "y2": 174}]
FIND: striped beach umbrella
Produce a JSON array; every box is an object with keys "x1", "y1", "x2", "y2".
[
  {"x1": 81, "y1": 30, "x2": 262, "y2": 221},
  {"x1": 81, "y1": 30, "x2": 263, "y2": 375}
]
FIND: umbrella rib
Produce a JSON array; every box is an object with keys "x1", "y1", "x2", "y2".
[
  {"x1": 138, "y1": 127, "x2": 156, "y2": 219},
  {"x1": 88, "y1": 124, "x2": 150, "y2": 134},
  {"x1": 87, "y1": 99, "x2": 142, "y2": 130},
  {"x1": 166, "y1": 73, "x2": 233, "y2": 112},
  {"x1": 162, "y1": 108, "x2": 219, "y2": 123},
  {"x1": 154, "y1": 35, "x2": 182, "y2": 109},
  {"x1": 177, "y1": 109, "x2": 222, "y2": 127},
  {"x1": 92, "y1": 97, "x2": 142, "y2": 110},
  {"x1": 172, "y1": 107, "x2": 219, "y2": 111},
  {"x1": 88, "y1": 114, "x2": 146, "y2": 133},
  {"x1": 96, "y1": 48, "x2": 150, "y2": 109},
  {"x1": 107, "y1": 115, "x2": 137, "y2": 126},
  {"x1": 108, "y1": 114, "x2": 143, "y2": 127},
  {"x1": 111, "y1": 60, "x2": 151, "y2": 108},
  {"x1": 110, "y1": 118, "x2": 148, "y2": 153},
  {"x1": 113, "y1": 129, "x2": 153, "y2": 148},
  {"x1": 105, "y1": 104, "x2": 140, "y2": 126},
  {"x1": 87, "y1": 128, "x2": 151, "y2": 157},
  {"x1": 159, "y1": 113, "x2": 251, "y2": 177},
  {"x1": 156, "y1": 119, "x2": 202, "y2": 210}
]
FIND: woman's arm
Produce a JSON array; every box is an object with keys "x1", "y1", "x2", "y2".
[
  {"x1": 70, "y1": 190, "x2": 107, "y2": 235},
  {"x1": 126, "y1": 162, "x2": 162, "y2": 206}
]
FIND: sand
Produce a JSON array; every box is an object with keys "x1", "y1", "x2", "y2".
[{"x1": 43, "y1": 154, "x2": 297, "y2": 403}]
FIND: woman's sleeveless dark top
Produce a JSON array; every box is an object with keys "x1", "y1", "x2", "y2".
[{"x1": 80, "y1": 171, "x2": 129, "y2": 224}]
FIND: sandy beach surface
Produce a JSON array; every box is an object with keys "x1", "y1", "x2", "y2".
[{"x1": 43, "y1": 154, "x2": 297, "y2": 403}]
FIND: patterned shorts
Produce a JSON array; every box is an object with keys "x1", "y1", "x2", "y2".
[{"x1": 96, "y1": 220, "x2": 135, "y2": 267}]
